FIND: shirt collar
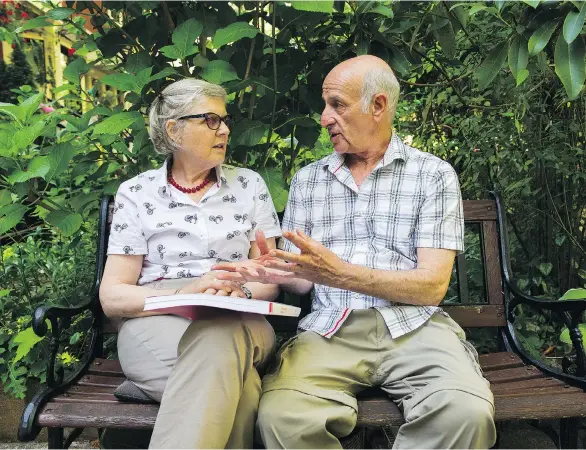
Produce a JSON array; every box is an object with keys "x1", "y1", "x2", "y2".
[
  {"x1": 323, "y1": 133, "x2": 408, "y2": 174},
  {"x1": 156, "y1": 158, "x2": 230, "y2": 197}
]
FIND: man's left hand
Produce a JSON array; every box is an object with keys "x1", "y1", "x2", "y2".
[{"x1": 264, "y1": 229, "x2": 348, "y2": 287}]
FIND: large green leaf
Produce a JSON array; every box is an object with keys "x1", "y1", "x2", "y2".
[
  {"x1": 46, "y1": 210, "x2": 83, "y2": 236},
  {"x1": 0, "y1": 190, "x2": 12, "y2": 208},
  {"x1": 560, "y1": 288, "x2": 586, "y2": 300},
  {"x1": 0, "y1": 204, "x2": 27, "y2": 235},
  {"x1": 21, "y1": 92, "x2": 44, "y2": 122},
  {"x1": 367, "y1": 5, "x2": 394, "y2": 18},
  {"x1": 258, "y1": 167, "x2": 289, "y2": 213},
  {"x1": 46, "y1": 142, "x2": 77, "y2": 180},
  {"x1": 433, "y1": 22, "x2": 456, "y2": 58},
  {"x1": 528, "y1": 21, "x2": 558, "y2": 56},
  {"x1": 63, "y1": 59, "x2": 90, "y2": 86},
  {"x1": 200, "y1": 60, "x2": 240, "y2": 84},
  {"x1": 92, "y1": 111, "x2": 142, "y2": 136},
  {"x1": 101, "y1": 67, "x2": 154, "y2": 94},
  {"x1": 0, "y1": 103, "x2": 26, "y2": 125},
  {"x1": 213, "y1": 22, "x2": 259, "y2": 48},
  {"x1": 560, "y1": 324, "x2": 586, "y2": 347},
  {"x1": 290, "y1": 0, "x2": 333, "y2": 13},
  {"x1": 563, "y1": 2, "x2": 586, "y2": 44},
  {"x1": 160, "y1": 18, "x2": 202, "y2": 60},
  {"x1": 388, "y1": 48, "x2": 411, "y2": 75},
  {"x1": 46, "y1": 7, "x2": 75, "y2": 20},
  {"x1": 508, "y1": 36, "x2": 529, "y2": 81},
  {"x1": 12, "y1": 326, "x2": 46, "y2": 363},
  {"x1": 231, "y1": 119, "x2": 267, "y2": 147},
  {"x1": 7, "y1": 156, "x2": 52, "y2": 184},
  {"x1": 11, "y1": 120, "x2": 46, "y2": 152},
  {"x1": 554, "y1": 33, "x2": 586, "y2": 100},
  {"x1": 475, "y1": 42, "x2": 508, "y2": 90},
  {"x1": 149, "y1": 67, "x2": 178, "y2": 83},
  {"x1": 14, "y1": 17, "x2": 52, "y2": 33}
]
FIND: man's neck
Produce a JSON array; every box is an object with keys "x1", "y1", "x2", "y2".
[{"x1": 345, "y1": 137, "x2": 391, "y2": 173}]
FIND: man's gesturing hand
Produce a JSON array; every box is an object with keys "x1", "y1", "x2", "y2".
[
  {"x1": 264, "y1": 229, "x2": 348, "y2": 287},
  {"x1": 212, "y1": 230, "x2": 296, "y2": 285}
]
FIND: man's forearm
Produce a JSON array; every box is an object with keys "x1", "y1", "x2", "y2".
[{"x1": 339, "y1": 263, "x2": 448, "y2": 306}]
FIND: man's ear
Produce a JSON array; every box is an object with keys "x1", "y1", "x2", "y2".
[
  {"x1": 166, "y1": 119, "x2": 181, "y2": 145},
  {"x1": 371, "y1": 93, "x2": 388, "y2": 123}
]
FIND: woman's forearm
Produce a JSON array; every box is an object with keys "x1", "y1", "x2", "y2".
[
  {"x1": 246, "y1": 282, "x2": 280, "y2": 302},
  {"x1": 100, "y1": 283, "x2": 177, "y2": 319}
]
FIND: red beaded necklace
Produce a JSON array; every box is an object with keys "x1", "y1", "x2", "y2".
[{"x1": 168, "y1": 167, "x2": 215, "y2": 194}]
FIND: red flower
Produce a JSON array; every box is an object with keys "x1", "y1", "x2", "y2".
[
  {"x1": 473, "y1": 148, "x2": 480, "y2": 153},
  {"x1": 11, "y1": 43, "x2": 15, "y2": 49},
  {"x1": 67, "y1": 48, "x2": 76, "y2": 56},
  {"x1": 21, "y1": 12, "x2": 28, "y2": 19},
  {"x1": 7, "y1": 9, "x2": 13, "y2": 15}
]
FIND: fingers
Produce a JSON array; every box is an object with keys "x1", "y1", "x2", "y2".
[
  {"x1": 238, "y1": 266, "x2": 260, "y2": 277},
  {"x1": 268, "y1": 249, "x2": 303, "y2": 263},
  {"x1": 282, "y1": 230, "x2": 311, "y2": 251},
  {"x1": 215, "y1": 289, "x2": 229, "y2": 296},
  {"x1": 255, "y1": 229, "x2": 271, "y2": 255},
  {"x1": 263, "y1": 259, "x2": 302, "y2": 273},
  {"x1": 211, "y1": 262, "x2": 238, "y2": 272},
  {"x1": 203, "y1": 288, "x2": 217, "y2": 295},
  {"x1": 230, "y1": 290, "x2": 245, "y2": 298},
  {"x1": 215, "y1": 272, "x2": 246, "y2": 282}
]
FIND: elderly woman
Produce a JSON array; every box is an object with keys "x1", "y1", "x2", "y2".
[{"x1": 99, "y1": 78, "x2": 281, "y2": 449}]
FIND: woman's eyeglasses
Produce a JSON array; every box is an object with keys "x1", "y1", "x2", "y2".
[{"x1": 178, "y1": 112, "x2": 234, "y2": 131}]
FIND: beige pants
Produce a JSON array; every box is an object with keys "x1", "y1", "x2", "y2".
[
  {"x1": 117, "y1": 278, "x2": 276, "y2": 449},
  {"x1": 258, "y1": 309, "x2": 496, "y2": 449}
]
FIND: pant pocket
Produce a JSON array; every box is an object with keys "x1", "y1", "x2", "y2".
[{"x1": 459, "y1": 337, "x2": 485, "y2": 378}]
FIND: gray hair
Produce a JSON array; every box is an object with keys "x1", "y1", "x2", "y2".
[
  {"x1": 148, "y1": 78, "x2": 227, "y2": 155},
  {"x1": 360, "y1": 68, "x2": 400, "y2": 124}
]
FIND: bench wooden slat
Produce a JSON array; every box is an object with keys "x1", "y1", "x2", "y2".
[
  {"x1": 494, "y1": 386, "x2": 582, "y2": 397},
  {"x1": 489, "y1": 377, "x2": 565, "y2": 393},
  {"x1": 442, "y1": 305, "x2": 506, "y2": 327},
  {"x1": 88, "y1": 359, "x2": 124, "y2": 376},
  {"x1": 462, "y1": 200, "x2": 497, "y2": 221},
  {"x1": 68, "y1": 384, "x2": 117, "y2": 394},
  {"x1": 484, "y1": 366, "x2": 543, "y2": 384},
  {"x1": 494, "y1": 392, "x2": 586, "y2": 421},
  {"x1": 53, "y1": 395, "x2": 120, "y2": 404},
  {"x1": 38, "y1": 403, "x2": 158, "y2": 429},
  {"x1": 77, "y1": 374, "x2": 122, "y2": 388},
  {"x1": 478, "y1": 352, "x2": 523, "y2": 371}
]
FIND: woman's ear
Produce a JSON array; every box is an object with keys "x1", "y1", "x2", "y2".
[{"x1": 166, "y1": 119, "x2": 181, "y2": 145}]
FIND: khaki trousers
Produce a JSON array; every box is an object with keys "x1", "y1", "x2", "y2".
[
  {"x1": 116, "y1": 278, "x2": 276, "y2": 449},
  {"x1": 258, "y1": 309, "x2": 496, "y2": 449}
]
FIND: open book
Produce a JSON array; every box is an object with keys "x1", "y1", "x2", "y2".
[{"x1": 144, "y1": 293, "x2": 301, "y2": 318}]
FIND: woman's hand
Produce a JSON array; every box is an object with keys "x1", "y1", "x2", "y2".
[{"x1": 177, "y1": 271, "x2": 247, "y2": 297}]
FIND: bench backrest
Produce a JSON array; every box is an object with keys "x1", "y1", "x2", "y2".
[{"x1": 96, "y1": 196, "x2": 505, "y2": 333}]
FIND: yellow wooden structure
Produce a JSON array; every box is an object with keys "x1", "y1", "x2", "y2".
[{"x1": 1, "y1": 1, "x2": 118, "y2": 112}]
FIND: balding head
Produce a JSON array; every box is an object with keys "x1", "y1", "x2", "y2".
[{"x1": 324, "y1": 56, "x2": 400, "y2": 125}]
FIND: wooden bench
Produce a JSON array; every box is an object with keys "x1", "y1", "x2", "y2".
[{"x1": 18, "y1": 192, "x2": 586, "y2": 448}]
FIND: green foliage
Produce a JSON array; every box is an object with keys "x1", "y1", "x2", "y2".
[{"x1": 0, "y1": 230, "x2": 96, "y2": 397}]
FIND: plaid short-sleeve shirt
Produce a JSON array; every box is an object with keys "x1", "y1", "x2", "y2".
[{"x1": 281, "y1": 134, "x2": 464, "y2": 338}]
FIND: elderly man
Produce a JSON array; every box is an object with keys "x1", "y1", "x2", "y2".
[{"x1": 214, "y1": 55, "x2": 496, "y2": 449}]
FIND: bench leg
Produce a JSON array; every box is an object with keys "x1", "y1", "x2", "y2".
[
  {"x1": 560, "y1": 418, "x2": 579, "y2": 449},
  {"x1": 48, "y1": 427, "x2": 64, "y2": 449}
]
